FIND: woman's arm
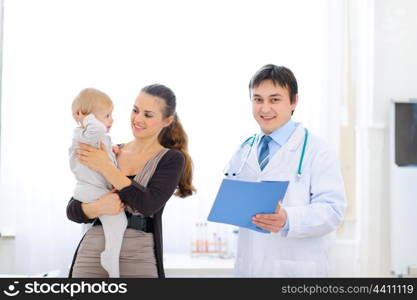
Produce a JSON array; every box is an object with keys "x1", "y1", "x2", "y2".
[
  {"x1": 66, "y1": 192, "x2": 125, "y2": 223},
  {"x1": 99, "y1": 162, "x2": 132, "y2": 190},
  {"x1": 117, "y1": 150, "x2": 185, "y2": 216},
  {"x1": 77, "y1": 142, "x2": 131, "y2": 190},
  {"x1": 66, "y1": 198, "x2": 95, "y2": 224}
]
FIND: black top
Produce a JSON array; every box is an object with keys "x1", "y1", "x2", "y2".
[{"x1": 66, "y1": 149, "x2": 185, "y2": 278}]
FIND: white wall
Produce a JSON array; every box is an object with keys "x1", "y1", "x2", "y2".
[
  {"x1": 357, "y1": 0, "x2": 417, "y2": 276},
  {"x1": 0, "y1": 236, "x2": 15, "y2": 274}
]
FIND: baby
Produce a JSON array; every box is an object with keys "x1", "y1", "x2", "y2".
[{"x1": 69, "y1": 88, "x2": 127, "y2": 278}]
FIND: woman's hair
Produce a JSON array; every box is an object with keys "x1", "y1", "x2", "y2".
[
  {"x1": 141, "y1": 84, "x2": 196, "y2": 198},
  {"x1": 72, "y1": 88, "x2": 113, "y2": 122}
]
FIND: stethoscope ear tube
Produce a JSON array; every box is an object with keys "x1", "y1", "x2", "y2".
[{"x1": 223, "y1": 134, "x2": 257, "y2": 177}]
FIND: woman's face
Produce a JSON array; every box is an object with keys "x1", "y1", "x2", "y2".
[{"x1": 131, "y1": 92, "x2": 173, "y2": 140}]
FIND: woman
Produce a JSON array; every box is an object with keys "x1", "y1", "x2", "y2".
[{"x1": 66, "y1": 84, "x2": 195, "y2": 278}]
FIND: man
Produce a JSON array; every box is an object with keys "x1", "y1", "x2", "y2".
[{"x1": 225, "y1": 64, "x2": 346, "y2": 277}]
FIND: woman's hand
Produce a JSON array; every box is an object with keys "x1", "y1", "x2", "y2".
[
  {"x1": 74, "y1": 110, "x2": 87, "y2": 125},
  {"x1": 77, "y1": 142, "x2": 111, "y2": 173},
  {"x1": 96, "y1": 191, "x2": 125, "y2": 216},
  {"x1": 112, "y1": 145, "x2": 120, "y2": 156},
  {"x1": 78, "y1": 142, "x2": 132, "y2": 191},
  {"x1": 82, "y1": 191, "x2": 125, "y2": 218}
]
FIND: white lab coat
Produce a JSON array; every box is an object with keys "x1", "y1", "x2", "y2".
[{"x1": 226, "y1": 125, "x2": 346, "y2": 277}]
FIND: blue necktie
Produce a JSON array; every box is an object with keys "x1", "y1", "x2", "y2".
[{"x1": 258, "y1": 135, "x2": 272, "y2": 170}]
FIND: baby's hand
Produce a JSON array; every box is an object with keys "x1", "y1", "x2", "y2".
[
  {"x1": 76, "y1": 110, "x2": 87, "y2": 124},
  {"x1": 112, "y1": 145, "x2": 120, "y2": 155}
]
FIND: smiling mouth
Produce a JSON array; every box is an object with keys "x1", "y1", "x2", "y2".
[
  {"x1": 133, "y1": 124, "x2": 144, "y2": 130},
  {"x1": 261, "y1": 116, "x2": 276, "y2": 121}
]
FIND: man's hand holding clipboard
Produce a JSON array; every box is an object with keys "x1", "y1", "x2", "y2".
[{"x1": 251, "y1": 199, "x2": 287, "y2": 233}]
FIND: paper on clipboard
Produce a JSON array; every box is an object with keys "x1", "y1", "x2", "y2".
[{"x1": 207, "y1": 178, "x2": 289, "y2": 233}]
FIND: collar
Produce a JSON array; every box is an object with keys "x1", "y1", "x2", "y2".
[{"x1": 258, "y1": 120, "x2": 297, "y2": 147}]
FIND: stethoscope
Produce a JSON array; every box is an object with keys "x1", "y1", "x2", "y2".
[{"x1": 223, "y1": 128, "x2": 309, "y2": 179}]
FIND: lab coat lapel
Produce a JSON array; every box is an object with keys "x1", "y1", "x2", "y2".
[{"x1": 282, "y1": 124, "x2": 305, "y2": 151}]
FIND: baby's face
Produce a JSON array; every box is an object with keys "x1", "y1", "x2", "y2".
[{"x1": 94, "y1": 105, "x2": 114, "y2": 133}]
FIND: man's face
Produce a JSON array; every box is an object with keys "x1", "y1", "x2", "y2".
[{"x1": 251, "y1": 79, "x2": 298, "y2": 134}]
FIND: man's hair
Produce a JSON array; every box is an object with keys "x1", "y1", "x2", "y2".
[
  {"x1": 71, "y1": 88, "x2": 113, "y2": 121},
  {"x1": 249, "y1": 64, "x2": 298, "y2": 103}
]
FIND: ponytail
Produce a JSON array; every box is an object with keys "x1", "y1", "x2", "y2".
[{"x1": 159, "y1": 114, "x2": 196, "y2": 198}]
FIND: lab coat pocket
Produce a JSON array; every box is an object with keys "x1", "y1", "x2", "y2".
[
  {"x1": 266, "y1": 172, "x2": 310, "y2": 207},
  {"x1": 273, "y1": 259, "x2": 317, "y2": 277},
  {"x1": 286, "y1": 173, "x2": 311, "y2": 206}
]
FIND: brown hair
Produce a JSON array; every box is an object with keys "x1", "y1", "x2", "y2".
[
  {"x1": 249, "y1": 64, "x2": 298, "y2": 115},
  {"x1": 141, "y1": 84, "x2": 196, "y2": 198},
  {"x1": 249, "y1": 64, "x2": 298, "y2": 103}
]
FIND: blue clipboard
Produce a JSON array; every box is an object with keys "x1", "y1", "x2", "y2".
[{"x1": 207, "y1": 178, "x2": 289, "y2": 233}]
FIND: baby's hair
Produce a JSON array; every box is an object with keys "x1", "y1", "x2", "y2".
[{"x1": 72, "y1": 88, "x2": 113, "y2": 122}]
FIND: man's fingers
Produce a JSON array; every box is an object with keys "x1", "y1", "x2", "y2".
[
  {"x1": 252, "y1": 221, "x2": 278, "y2": 233},
  {"x1": 254, "y1": 213, "x2": 279, "y2": 220},
  {"x1": 252, "y1": 218, "x2": 278, "y2": 227},
  {"x1": 252, "y1": 215, "x2": 284, "y2": 231},
  {"x1": 275, "y1": 200, "x2": 283, "y2": 213}
]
